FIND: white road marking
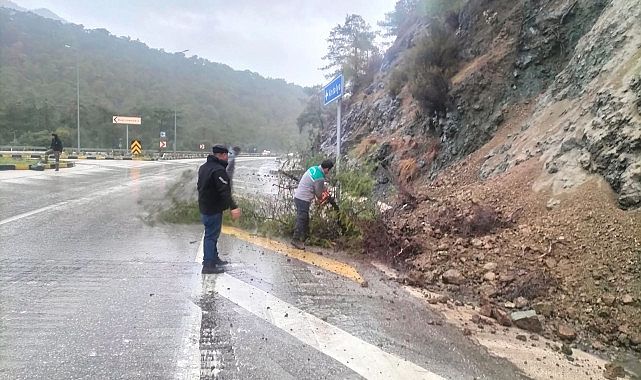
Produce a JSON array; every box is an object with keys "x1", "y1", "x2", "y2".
[
  {"x1": 195, "y1": 232, "x2": 204, "y2": 263},
  {"x1": 203, "y1": 274, "x2": 444, "y2": 380},
  {"x1": 0, "y1": 202, "x2": 70, "y2": 226},
  {"x1": 0, "y1": 175, "x2": 167, "y2": 226},
  {"x1": 175, "y1": 298, "x2": 202, "y2": 380},
  {"x1": 192, "y1": 216, "x2": 439, "y2": 378}
]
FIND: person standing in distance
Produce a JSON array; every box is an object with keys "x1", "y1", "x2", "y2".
[
  {"x1": 44, "y1": 133, "x2": 63, "y2": 171},
  {"x1": 226, "y1": 146, "x2": 241, "y2": 186},
  {"x1": 291, "y1": 159, "x2": 334, "y2": 250},
  {"x1": 197, "y1": 144, "x2": 241, "y2": 274}
]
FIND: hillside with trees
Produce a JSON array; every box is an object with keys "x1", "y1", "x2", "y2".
[{"x1": 0, "y1": 7, "x2": 307, "y2": 152}]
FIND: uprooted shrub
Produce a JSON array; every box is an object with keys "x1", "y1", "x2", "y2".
[
  {"x1": 306, "y1": 163, "x2": 379, "y2": 250},
  {"x1": 361, "y1": 214, "x2": 423, "y2": 263}
]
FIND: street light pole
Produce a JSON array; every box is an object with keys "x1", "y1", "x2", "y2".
[
  {"x1": 65, "y1": 44, "x2": 80, "y2": 153},
  {"x1": 174, "y1": 49, "x2": 189, "y2": 154},
  {"x1": 76, "y1": 52, "x2": 80, "y2": 153},
  {"x1": 173, "y1": 110, "x2": 177, "y2": 153}
]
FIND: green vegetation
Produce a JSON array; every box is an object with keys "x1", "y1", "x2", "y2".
[
  {"x1": 387, "y1": 12, "x2": 460, "y2": 116},
  {"x1": 378, "y1": 0, "x2": 420, "y2": 37},
  {"x1": 156, "y1": 158, "x2": 379, "y2": 253},
  {"x1": 321, "y1": 14, "x2": 380, "y2": 94},
  {"x1": 335, "y1": 163, "x2": 375, "y2": 198},
  {"x1": 157, "y1": 201, "x2": 200, "y2": 224},
  {"x1": 419, "y1": 0, "x2": 467, "y2": 18},
  {"x1": 387, "y1": 68, "x2": 409, "y2": 97},
  {"x1": 0, "y1": 9, "x2": 306, "y2": 151}
]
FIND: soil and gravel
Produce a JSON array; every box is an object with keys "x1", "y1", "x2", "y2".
[{"x1": 325, "y1": 0, "x2": 641, "y2": 378}]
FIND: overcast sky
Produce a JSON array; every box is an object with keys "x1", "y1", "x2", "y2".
[{"x1": 14, "y1": 0, "x2": 397, "y2": 86}]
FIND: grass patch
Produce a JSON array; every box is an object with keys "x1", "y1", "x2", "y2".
[{"x1": 157, "y1": 201, "x2": 200, "y2": 224}]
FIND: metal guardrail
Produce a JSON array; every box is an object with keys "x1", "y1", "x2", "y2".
[{"x1": 1, "y1": 147, "x2": 279, "y2": 160}]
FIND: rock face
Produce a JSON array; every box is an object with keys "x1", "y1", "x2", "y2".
[
  {"x1": 310, "y1": 0, "x2": 641, "y2": 356},
  {"x1": 480, "y1": 0, "x2": 641, "y2": 209}
]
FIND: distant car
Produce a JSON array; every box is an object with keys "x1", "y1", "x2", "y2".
[{"x1": 261, "y1": 150, "x2": 271, "y2": 156}]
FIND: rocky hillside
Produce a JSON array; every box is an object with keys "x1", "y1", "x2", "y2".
[{"x1": 327, "y1": 0, "x2": 640, "y2": 360}]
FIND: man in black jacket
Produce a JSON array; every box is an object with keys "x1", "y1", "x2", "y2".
[
  {"x1": 197, "y1": 145, "x2": 241, "y2": 274},
  {"x1": 44, "y1": 133, "x2": 63, "y2": 171}
]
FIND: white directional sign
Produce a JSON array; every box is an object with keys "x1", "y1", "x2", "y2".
[{"x1": 113, "y1": 116, "x2": 141, "y2": 125}]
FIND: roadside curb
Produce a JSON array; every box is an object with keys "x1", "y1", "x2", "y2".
[
  {"x1": 1, "y1": 153, "x2": 156, "y2": 161},
  {"x1": 220, "y1": 225, "x2": 366, "y2": 285},
  {"x1": 0, "y1": 162, "x2": 75, "y2": 171}
]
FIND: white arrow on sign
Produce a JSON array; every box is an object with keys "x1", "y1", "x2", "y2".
[{"x1": 113, "y1": 116, "x2": 142, "y2": 125}]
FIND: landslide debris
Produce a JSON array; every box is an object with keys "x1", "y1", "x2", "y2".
[{"x1": 339, "y1": 0, "x2": 641, "y2": 360}]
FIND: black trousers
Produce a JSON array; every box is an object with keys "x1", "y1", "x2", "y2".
[{"x1": 293, "y1": 197, "x2": 310, "y2": 242}]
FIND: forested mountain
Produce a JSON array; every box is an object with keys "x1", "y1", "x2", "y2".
[
  {"x1": 0, "y1": 7, "x2": 307, "y2": 151},
  {"x1": 0, "y1": 0, "x2": 65, "y2": 22}
]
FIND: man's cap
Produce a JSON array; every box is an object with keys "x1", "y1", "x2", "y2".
[{"x1": 212, "y1": 144, "x2": 229, "y2": 154}]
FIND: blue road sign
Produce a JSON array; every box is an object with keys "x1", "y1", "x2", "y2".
[{"x1": 323, "y1": 74, "x2": 343, "y2": 105}]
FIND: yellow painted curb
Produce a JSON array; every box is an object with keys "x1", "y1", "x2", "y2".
[
  {"x1": 14, "y1": 163, "x2": 30, "y2": 170},
  {"x1": 221, "y1": 225, "x2": 365, "y2": 285}
]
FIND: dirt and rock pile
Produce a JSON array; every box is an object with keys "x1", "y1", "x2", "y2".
[{"x1": 338, "y1": 0, "x2": 641, "y2": 361}]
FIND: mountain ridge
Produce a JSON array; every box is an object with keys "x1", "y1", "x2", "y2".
[{"x1": 0, "y1": 7, "x2": 307, "y2": 151}]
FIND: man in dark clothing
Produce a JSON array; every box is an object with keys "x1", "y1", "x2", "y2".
[
  {"x1": 44, "y1": 133, "x2": 63, "y2": 171},
  {"x1": 197, "y1": 144, "x2": 241, "y2": 274},
  {"x1": 226, "y1": 146, "x2": 241, "y2": 190},
  {"x1": 226, "y1": 146, "x2": 241, "y2": 184}
]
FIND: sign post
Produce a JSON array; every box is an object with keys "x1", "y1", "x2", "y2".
[
  {"x1": 323, "y1": 74, "x2": 343, "y2": 171},
  {"x1": 113, "y1": 116, "x2": 142, "y2": 155},
  {"x1": 130, "y1": 139, "x2": 142, "y2": 155}
]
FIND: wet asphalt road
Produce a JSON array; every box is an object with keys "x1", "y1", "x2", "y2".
[{"x1": 0, "y1": 158, "x2": 527, "y2": 379}]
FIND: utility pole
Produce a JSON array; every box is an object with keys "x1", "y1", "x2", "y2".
[
  {"x1": 174, "y1": 49, "x2": 189, "y2": 154},
  {"x1": 65, "y1": 44, "x2": 80, "y2": 153}
]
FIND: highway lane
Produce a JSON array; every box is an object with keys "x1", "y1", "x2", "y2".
[{"x1": 0, "y1": 158, "x2": 526, "y2": 379}]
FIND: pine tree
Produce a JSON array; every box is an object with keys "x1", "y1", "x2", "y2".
[
  {"x1": 378, "y1": 0, "x2": 419, "y2": 38},
  {"x1": 321, "y1": 14, "x2": 377, "y2": 92}
]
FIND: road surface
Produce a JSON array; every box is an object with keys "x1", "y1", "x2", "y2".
[{"x1": 0, "y1": 158, "x2": 526, "y2": 379}]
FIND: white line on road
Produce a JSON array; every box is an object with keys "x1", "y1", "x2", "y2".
[
  {"x1": 195, "y1": 232, "x2": 204, "y2": 263},
  {"x1": 0, "y1": 176, "x2": 167, "y2": 226},
  {"x1": 0, "y1": 202, "x2": 69, "y2": 226},
  {"x1": 175, "y1": 299, "x2": 202, "y2": 380},
  {"x1": 203, "y1": 274, "x2": 444, "y2": 380}
]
